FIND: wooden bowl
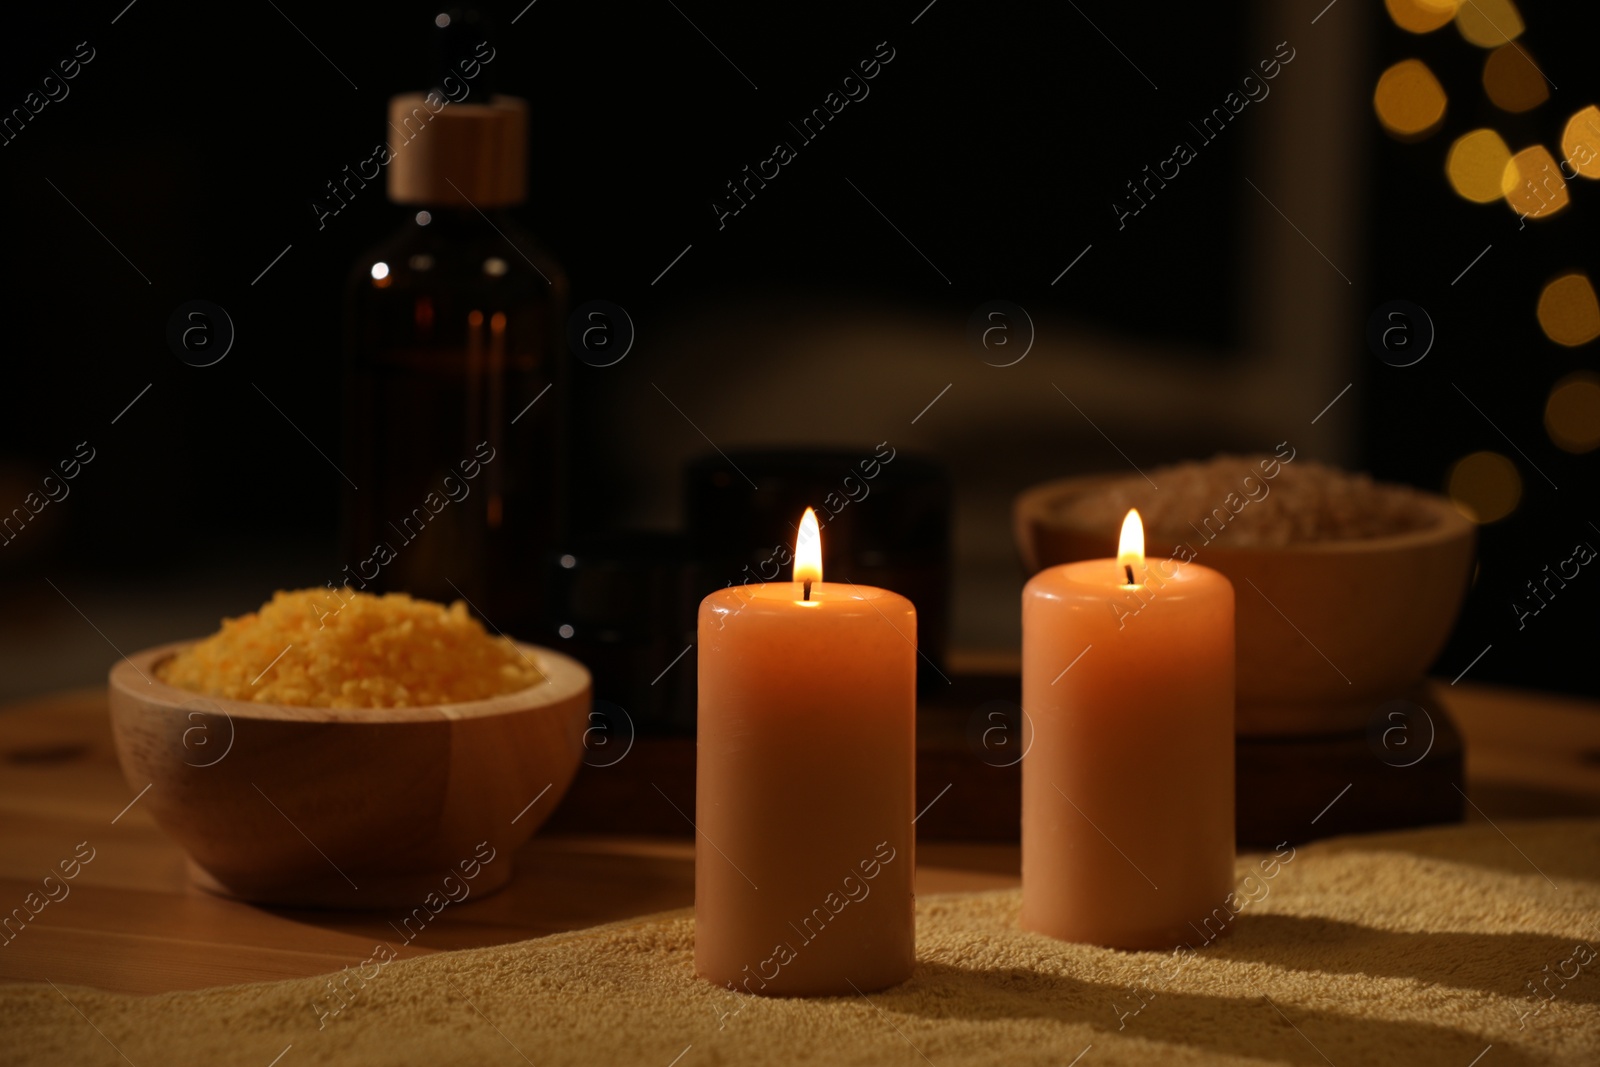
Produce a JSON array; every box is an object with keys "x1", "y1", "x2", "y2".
[
  {"x1": 1015, "y1": 474, "x2": 1476, "y2": 736},
  {"x1": 109, "y1": 641, "x2": 590, "y2": 908}
]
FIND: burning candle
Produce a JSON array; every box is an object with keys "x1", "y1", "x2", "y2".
[
  {"x1": 696, "y1": 508, "x2": 916, "y2": 996},
  {"x1": 1021, "y1": 509, "x2": 1236, "y2": 949}
]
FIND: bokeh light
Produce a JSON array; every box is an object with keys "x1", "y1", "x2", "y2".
[
  {"x1": 1386, "y1": 0, "x2": 1460, "y2": 34},
  {"x1": 1482, "y1": 44, "x2": 1548, "y2": 112},
  {"x1": 1545, "y1": 372, "x2": 1600, "y2": 453},
  {"x1": 1446, "y1": 129, "x2": 1512, "y2": 202},
  {"x1": 1374, "y1": 59, "x2": 1448, "y2": 139},
  {"x1": 1456, "y1": 0, "x2": 1524, "y2": 48},
  {"x1": 1447, "y1": 451, "x2": 1522, "y2": 524},
  {"x1": 1536, "y1": 273, "x2": 1600, "y2": 347},
  {"x1": 1501, "y1": 145, "x2": 1569, "y2": 219},
  {"x1": 1561, "y1": 106, "x2": 1600, "y2": 180}
]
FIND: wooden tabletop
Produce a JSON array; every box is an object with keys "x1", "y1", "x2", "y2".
[{"x1": 2, "y1": 683, "x2": 1597, "y2": 996}]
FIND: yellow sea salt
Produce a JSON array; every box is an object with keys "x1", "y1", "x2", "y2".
[{"x1": 157, "y1": 589, "x2": 542, "y2": 708}]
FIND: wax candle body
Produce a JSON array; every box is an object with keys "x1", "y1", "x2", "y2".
[
  {"x1": 696, "y1": 581, "x2": 915, "y2": 997},
  {"x1": 1021, "y1": 556, "x2": 1235, "y2": 949}
]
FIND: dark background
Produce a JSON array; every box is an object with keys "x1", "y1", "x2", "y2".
[{"x1": 0, "y1": 0, "x2": 1592, "y2": 699}]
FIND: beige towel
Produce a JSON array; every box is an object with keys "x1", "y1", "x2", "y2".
[{"x1": 4, "y1": 819, "x2": 1598, "y2": 1066}]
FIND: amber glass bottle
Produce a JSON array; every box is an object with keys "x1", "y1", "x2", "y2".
[{"x1": 342, "y1": 91, "x2": 567, "y2": 638}]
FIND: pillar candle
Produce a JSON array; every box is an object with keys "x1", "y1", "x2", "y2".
[
  {"x1": 696, "y1": 508, "x2": 916, "y2": 996},
  {"x1": 1021, "y1": 509, "x2": 1235, "y2": 948}
]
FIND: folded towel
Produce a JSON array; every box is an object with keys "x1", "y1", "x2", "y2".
[{"x1": 4, "y1": 819, "x2": 1597, "y2": 1066}]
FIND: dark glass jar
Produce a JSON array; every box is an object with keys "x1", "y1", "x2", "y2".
[{"x1": 342, "y1": 205, "x2": 567, "y2": 638}]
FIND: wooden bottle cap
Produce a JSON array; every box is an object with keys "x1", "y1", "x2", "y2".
[{"x1": 386, "y1": 92, "x2": 527, "y2": 207}]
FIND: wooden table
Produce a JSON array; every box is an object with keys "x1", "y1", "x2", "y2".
[{"x1": 2, "y1": 683, "x2": 1597, "y2": 996}]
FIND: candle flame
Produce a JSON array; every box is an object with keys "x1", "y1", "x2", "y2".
[
  {"x1": 1118, "y1": 509, "x2": 1144, "y2": 583},
  {"x1": 795, "y1": 507, "x2": 823, "y2": 587}
]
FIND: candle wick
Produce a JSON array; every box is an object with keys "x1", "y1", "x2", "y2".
[
  {"x1": 1124, "y1": 564, "x2": 1135, "y2": 586},
  {"x1": 803, "y1": 579, "x2": 812, "y2": 601}
]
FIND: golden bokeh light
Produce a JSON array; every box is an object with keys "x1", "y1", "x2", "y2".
[
  {"x1": 1386, "y1": 0, "x2": 1460, "y2": 34},
  {"x1": 1545, "y1": 372, "x2": 1600, "y2": 453},
  {"x1": 1536, "y1": 273, "x2": 1600, "y2": 347},
  {"x1": 1561, "y1": 106, "x2": 1600, "y2": 180},
  {"x1": 1456, "y1": 0, "x2": 1524, "y2": 48},
  {"x1": 1446, "y1": 129, "x2": 1512, "y2": 202},
  {"x1": 1482, "y1": 44, "x2": 1548, "y2": 112},
  {"x1": 1447, "y1": 451, "x2": 1522, "y2": 525},
  {"x1": 1374, "y1": 59, "x2": 1448, "y2": 139},
  {"x1": 1501, "y1": 145, "x2": 1569, "y2": 219}
]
